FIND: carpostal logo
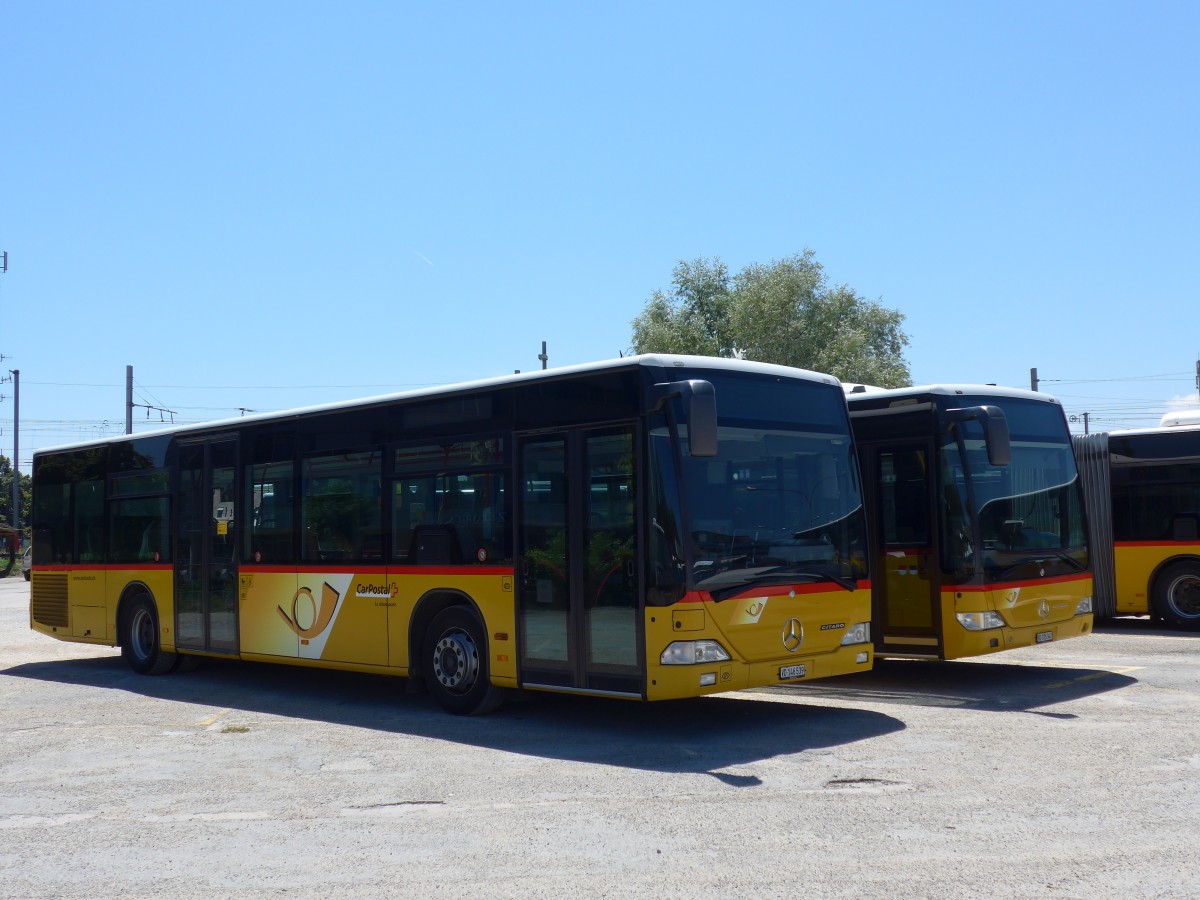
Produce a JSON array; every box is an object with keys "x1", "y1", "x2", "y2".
[{"x1": 355, "y1": 582, "x2": 398, "y2": 600}]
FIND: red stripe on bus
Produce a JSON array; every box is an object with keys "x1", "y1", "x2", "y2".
[
  {"x1": 1114, "y1": 541, "x2": 1200, "y2": 548},
  {"x1": 33, "y1": 564, "x2": 173, "y2": 572},
  {"x1": 680, "y1": 580, "x2": 872, "y2": 604},
  {"x1": 240, "y1": 564, "x2": 516, "y2": 577},
  {"x1": 953, "y1": 571, "x2": 1091, "y2": 592}
]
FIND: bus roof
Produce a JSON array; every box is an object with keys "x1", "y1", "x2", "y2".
[
  {"x1": 1159, "y1": 409, "x2": 1200, "y2": 427},
  {"x1": 1107, "y1": 422, "x2": 1200, "y2": 439},
  {"x1": 35, "y1": 354, "x2": 841, "y2": 456},
  {"x1": 843, "y1": 383, "x2": 1060, "y2": 405}
]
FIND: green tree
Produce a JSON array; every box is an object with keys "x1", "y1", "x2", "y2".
[
  {"x1": 0, "y1": 454, "x2": 32, "y2": 532},
  {"x1": 630, "y1": 250, "x2": 911, "y2": 388}
]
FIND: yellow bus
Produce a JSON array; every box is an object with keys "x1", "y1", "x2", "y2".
[
  {"x1": 30, "y1": 355, "x2": 874, "y2": 714},
  {"x1": 1074, "y1": 425, "x2": 1200, "y2": 629},
  {"x1": 845, "y1": 384, "x2": 1093, "y2": 660}
]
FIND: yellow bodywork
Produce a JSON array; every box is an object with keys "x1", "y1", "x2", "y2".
[
  {"x1": 940, "y1": 576, "x2": 1093, "y2": 660},
  {"x1": 30, "y1": 566, "x2": 174, "y2": 648},
  {"x1": 1111, "y1": 543, "x2": 1196, "y2": 615},
  {"x1": 644, "y1": 584, "x2": 874, "y2": 701},
  {"x1": 875, "y1": 550, "x2": 1093, "y2": 659},
  {"x1": 33, "y1": 566, "x2": 871, "y2": 701}
]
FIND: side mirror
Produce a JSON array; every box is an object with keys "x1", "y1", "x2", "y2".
[
  {"x1": 648, "y1": 380, "x2": 718, "y2": 457},
  {"x1": 947, "y1": 405, "x2": 1011, "y2": 467}
]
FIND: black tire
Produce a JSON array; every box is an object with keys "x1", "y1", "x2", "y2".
[
  {"x1": 423, "y1": 606, "x2": 505, "y2": 715},
  {"x1": 1152, "y1": 561, "x2": 1200, "y2": 631},
  {"x1": 121, "y1": 593, "x2": 177, "y2": 675},
  {"x1": 23, "y1": 571, "x2": 30, "y2": 582}
]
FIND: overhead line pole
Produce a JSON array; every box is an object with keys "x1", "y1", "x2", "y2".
[
  {"x1": 126, "y1": 365, "x2": 133, "y2": 434},
  {"x1": 9, "y1": 369, "x2": 17, "y2": 531}
]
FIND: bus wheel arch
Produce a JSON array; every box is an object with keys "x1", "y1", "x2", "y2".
[
  {"x1": 117, "y1": 585, "x2": 178, "y2": 675},
  {"x1": 412, "y1": 591, "x2": 504, "y2": 715},
  {"x1": 1151, "y1": 558, "x2": 1200, "y2": 631}
]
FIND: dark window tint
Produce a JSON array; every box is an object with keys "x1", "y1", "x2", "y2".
[{"x1": 301, "y1": 451, "x2": 383, "y2": 562}]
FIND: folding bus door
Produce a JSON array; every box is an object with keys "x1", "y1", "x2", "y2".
[
  {"x1": 175, "y1": 437, "x2": 239, "y2": 654},
  {"x1": 866, "y1": 440, "x2": 943, "y2": 658},
  {"x1": 517, "y1": 425, "x2": 643, "y2": 697}
]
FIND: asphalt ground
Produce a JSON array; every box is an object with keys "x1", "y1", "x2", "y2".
[{"x1": 1, "y1": 573, "x2": 1197, "y2": 899}]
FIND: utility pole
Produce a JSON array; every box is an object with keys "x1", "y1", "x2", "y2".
[
  {"x1": 539, "y1": 341, "x2": 548, "y2": 370},
  {"x1": 1030, "y1": 367, "x2": 1039, "y2": 392},
  {"x1": 124, "y1": 366, "x2": 176, "y2": 427},
  {"x1": 126, "y1": 365, "x2": 133, "y2": 434},
  {"x1": 0, "y1": 254, "x2": 13, "y2": 531},
  {"x1": 7, "y1": 369, "x2": 17, "y2": 531}
]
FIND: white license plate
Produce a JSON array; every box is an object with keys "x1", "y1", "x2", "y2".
[
  {"x1": 1036, "y1": 631, "x2": 1054, "y2": 644},
  {"x1": 779, "y1": 664, "x2": 808, "y2": 680}
]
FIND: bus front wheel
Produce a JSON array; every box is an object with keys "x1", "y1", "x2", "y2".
[
  {"x1": 422, "y1": 606, "x2": 504, "y2": 716},
  {"x1": 1153, "y1": 562, "x2": 1200, "y2": 631},
  {"x1": 121, "y1": 593, "x2": 178, "y2": 675}
]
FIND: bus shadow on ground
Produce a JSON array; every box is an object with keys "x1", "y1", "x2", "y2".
[
  {"x1": 761, "y1": 656, "x2": 1138, "y2": 717},
  {"x1": 4, "y1": 655, "x2": 904, "y2": 784}
]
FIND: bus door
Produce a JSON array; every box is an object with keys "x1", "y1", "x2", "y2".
[
  {"x1": 868, "y1": 440, "x2": 943, "y2": 658},
  {"x1": 517, "y1": 425, "x2": 643, "y2": 697},
  {"x1": 175, "y1": 437, "x2": 239, "y2": 654}
]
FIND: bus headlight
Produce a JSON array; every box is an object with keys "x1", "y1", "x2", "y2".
[
  {"x1": 956, "y1": 611, "x2": 1006, "y2": 631},
  {"x1": 660, "y1": 640, "x2": 731, "y2": 665},
  {"x1": 1075, "y1": 596, "x2": 1093, "y2": 616},
  {"x1": 840, "y1": 622, "x2": 871, "y2": 645}
]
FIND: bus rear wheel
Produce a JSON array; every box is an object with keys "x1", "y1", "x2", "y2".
[
  {"x1": 1153, "y1": 562, "x2": 1200, "y2": 631},
  {"x1": 422, "y1": 606, "x2": 504, "y2": 716},
  {"x1": 121, "y1": 593, "x2": 178, "y2": 675}
]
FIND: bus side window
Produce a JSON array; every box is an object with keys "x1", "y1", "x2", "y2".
[{"x1": 301, "y1": 450, "x2": 381, "y2": 563}]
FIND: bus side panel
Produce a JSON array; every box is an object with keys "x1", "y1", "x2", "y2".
[
  {"x1": 1113, "y1": 544, "x2": 1200, "y2": 616},
  {"x1": 1113, "y1": 544, "x2": 1152, "y2": 614},
  {"x1": 239, "y1": 569, "x2": 300, "y2": 658},
  {"x1": 70, "y1": 567, "x2": 108, "y2": 642},
  {"x1": 311, "y1": 572, "x2": 387, "y2": 666},
  {"x1": 240, "y1": 568, "x2": 389, "y2": 664},
  {"x1": 387, "y1": 570, "x2": 518, "y2": 686}
]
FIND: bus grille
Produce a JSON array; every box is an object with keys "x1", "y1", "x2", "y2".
[{"x1": 31, "y1": 573, "x2": 69, "y2": 628}]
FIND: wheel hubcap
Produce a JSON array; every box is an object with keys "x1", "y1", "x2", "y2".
[
  {"x1": 433, "y1": 630, "x2": 479, "y2": 693},
  {"x1": 1168, "y1": 575, "x2": 1200, "y2": 618},
  {"x1": 131, "y1": 608, "x2": 154, "y2": 660}
]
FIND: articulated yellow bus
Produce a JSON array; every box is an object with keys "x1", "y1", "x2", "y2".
[
  {"x1": 30, "y1": 355, "x2": 873, "y2": 714},
  {"x1": 845, "y1": 384, "x2": 1093, "y2": 660},
  {"x1": 1074, "y1": 425, "x2": 1200, "y2": 629}
]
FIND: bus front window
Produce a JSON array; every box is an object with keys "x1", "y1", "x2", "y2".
[
  {"x1": 675, "y1": 426, "x2": 866, "y2": 600},
  {"x1": 943, "y1": 401, "x2": 1088, "y2": 583}
]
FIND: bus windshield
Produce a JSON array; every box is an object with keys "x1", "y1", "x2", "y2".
[
  {"x1": 660, "y1": 377, "x2": 867, "y2": 599},
  {"x1": 942, "y1": 396, "x2": 1088, "y2": 582}
]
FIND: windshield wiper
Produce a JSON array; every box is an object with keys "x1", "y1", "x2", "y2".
[
  {"x1": 1040, "y1": 549, "x2": 1087, "y2": 572},
  {"x1": 757, "y1": 563, "x2": 859, "y2": 592},
  {"x1": 695, "y1": 563, "x2": 858, "y2": 596},
  {"x1": 992, "y1": 550, "x2": 1087, "y2": 581}
]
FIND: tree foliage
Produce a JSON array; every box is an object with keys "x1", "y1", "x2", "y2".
[
  {"x1": 0, "y1": 454, "x2": 32, "y2": 532},
  {"x1": 630, "y1": 250, "x2": 911, "y2": 388}
]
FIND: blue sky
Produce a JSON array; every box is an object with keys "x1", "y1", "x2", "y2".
[{"x1": 2, "y1": 1, "x2": 1197, "y2": 466}]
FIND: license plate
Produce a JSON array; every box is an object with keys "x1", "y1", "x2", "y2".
[
  {"x1": 1036, "y1": 631, "x2": 1053, "y2": 644},
  {"x1": 779, "y1": 664, "x2": 807, "y2": 680}
]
